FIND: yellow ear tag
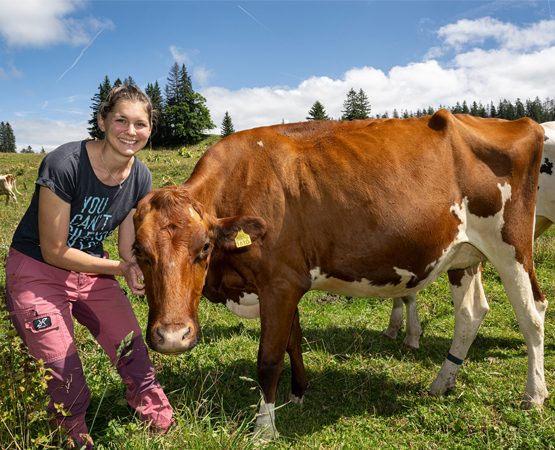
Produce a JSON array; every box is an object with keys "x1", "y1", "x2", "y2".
[{"x1": 235, "y1": 228, "x2": 252, "y2": 248}]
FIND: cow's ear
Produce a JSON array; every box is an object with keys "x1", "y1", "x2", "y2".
[{"x1": 208, "y1": 215, "x2": 267, "y2": 251}]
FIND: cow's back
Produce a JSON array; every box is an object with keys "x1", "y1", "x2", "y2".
[{"x1": 189, "y1": 110, "x2": 543, "y2": 298}]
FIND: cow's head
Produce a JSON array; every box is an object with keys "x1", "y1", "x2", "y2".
[{"x1": 133, "y1": 186, "x2": 266, "y2": 355}]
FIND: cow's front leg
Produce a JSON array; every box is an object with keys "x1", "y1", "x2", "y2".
[
  {"x1": 254, "y1": 288, "x2": 303, "y2": 439},
  {"x1": 286, "y1": 307, "x2": 309, "y2": 404},
  {"x1": 431, "y1": 266, "x2": 489, "y2": 396}
]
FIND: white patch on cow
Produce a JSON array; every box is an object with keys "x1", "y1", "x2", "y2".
[
  {"x1": 188, "y1": 207, "x2": 195, "y2": 218},
  {"x1": 225, "y1": 292, "x2": 260, "y2": 319},
  {"x1": 309, "y1": 266, "x2": 420, "y2": 299},
  {"x1": 169, "y1": 262, "x2": 176, "y2": 268},
  {"x1": 257, "y1": 141, "x2": 264, "y2": 147}
]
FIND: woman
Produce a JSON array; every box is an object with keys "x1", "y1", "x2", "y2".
[{"x1": 5, "y1": 85, "x2": 174, "y2": 449}]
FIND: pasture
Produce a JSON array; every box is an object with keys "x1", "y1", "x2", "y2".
[{"x1": 0, "y1": 142, "x2": 554, "y2": 449}]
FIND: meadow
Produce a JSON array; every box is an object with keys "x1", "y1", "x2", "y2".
[{"x1": 0, "y1": 139, "x2": 554, "y2": 449}]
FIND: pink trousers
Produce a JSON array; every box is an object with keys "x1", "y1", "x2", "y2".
[{"x1": 5, "y1": 248, "x2": 174, "y2": 447}]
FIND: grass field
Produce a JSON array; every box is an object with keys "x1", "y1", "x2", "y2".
[{"x1": 1, "y1": 140, "x2": 554, "y2": 449}]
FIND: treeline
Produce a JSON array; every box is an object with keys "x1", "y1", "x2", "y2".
[
  {"x1": 307, "y1": 89, "x2": 555, "y2": 123},
  {"x1": 385, "y1": 96, "x2": 555, "y2": 123},
  {"x1": 89, "y1": 63, "x2": 214, "y2": 148}
]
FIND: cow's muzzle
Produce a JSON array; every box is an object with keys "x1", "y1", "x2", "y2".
[{"x1": 149, "y1": 320, "x2": 198, "y2": 354}]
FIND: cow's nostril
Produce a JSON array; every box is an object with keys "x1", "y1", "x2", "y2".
[
  {"x1": 154, "y1": 327, "x2": 165, "y2": 344},
  {"x1": 182, "y1": 327, "x2": 191, "y2": 340}
]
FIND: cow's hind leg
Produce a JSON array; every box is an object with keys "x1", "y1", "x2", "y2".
[
  {"x1": 382, "y1": 294, "x2": 422, "y2": 349},
  {"x1": 494, "y1": 262, "x2": 548, "y2": 407},
  {"x1": 287, "y1": 307, "x2": 309, "y2": 404},
  {"x1": 382, "y1": 297, "x2": 404, "y2": 340},
  {"x1": 430, "y1": 266, "x2": 489, "y2": 396}
]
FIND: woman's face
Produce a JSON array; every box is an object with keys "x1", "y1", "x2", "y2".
[{"x1": 99, "y1": 100, "x2": 151, "y2": 157}]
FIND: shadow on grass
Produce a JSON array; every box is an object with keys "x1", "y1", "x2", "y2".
[{"x1": 137, "y1": 322, "x2": 537, "y2": 439}]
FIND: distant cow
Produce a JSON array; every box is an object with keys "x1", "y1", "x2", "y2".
[
  {"x1": 0, "y1": 174, "x2": 22, "y2": 204},
  {"x1": 133, "y1": 110, "x2": 547, "y2": 438},
  {"x1": 383, "y1": 121, "x2": 555, "y2": 349}
]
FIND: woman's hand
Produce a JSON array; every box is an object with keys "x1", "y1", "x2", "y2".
[{"x1": 120, "y1": 261, "x2": 146, "y2": 296}]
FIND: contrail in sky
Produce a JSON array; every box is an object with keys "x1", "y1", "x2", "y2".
[
  {"x1": 238, "y1": 5, "x2": 273, "y2": 34},
  {"x1": 57, "y1": 28, "x2": 105, "y2": 83}
]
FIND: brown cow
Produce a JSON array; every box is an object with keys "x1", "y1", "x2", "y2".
[
  {"x1": 133, "y1": 110, "x2": 547, "y2": 438},
  {"x1": 0, "y1": 174, "x2": 22, "y2": 204}
]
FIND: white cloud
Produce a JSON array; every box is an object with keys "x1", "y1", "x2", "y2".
[
  {"x1": 437, "y1": 17, "x2": 555, "y2": 52},
  {"x1": 193, "y1": 66, "x2": 214, "y2": 88},
  {"x1": 203, "y1": 18, "x2": 555, "y2": 134},
  {"x1": 0, "y1": 0, "x2": 114, "y2": 48},
  {"x1": 12, "y1": 118, "x2": 88, "y2": 152},
  {"x1": 0, "y1": 60, "x2": 24, "y2": 80},
  {"x1": 169, "y1": 45, "x2": 198, "y2": 66}
]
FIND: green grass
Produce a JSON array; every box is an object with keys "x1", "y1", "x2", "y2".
[{"x1": 1, "y1": 141, "x2": 555, "y2": 449}]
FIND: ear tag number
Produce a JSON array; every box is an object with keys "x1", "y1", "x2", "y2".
[{"x1": 235, "y1": 228, "x2": 252, "y2": 248}]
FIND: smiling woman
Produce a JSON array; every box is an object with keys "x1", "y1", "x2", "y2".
[{"x1": 4, "y1": 85, "x2": 174, "y2": 449}]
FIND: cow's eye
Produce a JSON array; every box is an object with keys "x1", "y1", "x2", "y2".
[{"x1": 202, "y1": 242, "x2": 211, "y2": 252}]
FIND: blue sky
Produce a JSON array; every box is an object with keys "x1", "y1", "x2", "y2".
[{"x1": 0, "y1": 0, "x2": 554, "y2": 151}]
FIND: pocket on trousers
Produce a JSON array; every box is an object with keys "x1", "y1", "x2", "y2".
[{"x1": 22, "y1": 312, "x2": 68, "y2": 362}]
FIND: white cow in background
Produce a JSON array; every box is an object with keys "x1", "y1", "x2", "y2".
[
  {"x1": 382, "y1": 121, "x2": 555, "y2": 349},
  {"x1": 0, "y1": 174, "x2": 22, "y2": 204}
]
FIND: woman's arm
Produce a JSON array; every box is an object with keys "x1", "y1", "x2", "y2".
[
  {"x1": 38, "y1": 186, "x2": 145, "y2": 295},
  {"x1": 118, "y1": 208, "x2": 146, "y2": 295}
]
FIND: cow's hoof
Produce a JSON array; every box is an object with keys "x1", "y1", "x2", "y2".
[
  {"x1": 381, "y1": 329, "x2": 398, "y2": 340},
  {"x1": 521, "y1": 392, "x2": 547, "y2": 410},
  {"x1": 402, "y1": 342, "x2": 419, "y2": 351},
  {"x1": 288, "y1": 393, "x2": 304, "y2": 405},
  {"x1": 253, "y1": 425, "x2": 277, "y2": 442},
  {"x1": 429, "y1": 381, "x2": 455, "y2": 398}
]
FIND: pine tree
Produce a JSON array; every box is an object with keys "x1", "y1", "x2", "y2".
[
  {"x1": 0, "y1": 122, "x2": 5, "y2": 152},
  {"x1": 489, "y1": 101, "x2": 497, "y2": 118},
  {"x1": 123, "y1": 76, "x2": 137, "y2": 87},
  {"x1": 306, "y1": 101, "x2": 330, "y2": 121},
  {"x1": 355, "y1": 89, "x2": 371, "y2": 119},
  {"x1": 341, "y1": 89, "x2": 358, "y2": 121},
  {"x1": 179, "y1": 65, "x2": 193, "y2": 106},
  {"x1": 341, "y1": 88, "x2": 371, "y2": 121},
  {"x1": 221, "y1": 112, "x2": 235, "y2": 138},
  {"x1": 88, "y1": 75, "x2": 112, "y2": 139},
  {"x1": 113, "y1": 78, "x2": 123, "y2": 87},
  {"x1": 162, "y1": 62, "x2": 215, "y2": 146},
  {"x1": 470, "y1": 101, "x2": 479, "y2": 117},
  {"x1": 515, "y1": 98, "x2": 526, "y2": 119},
  {"x1": 165, "y1": 62, "x2": 181, "y2": 107},
  {"x1": 461, "y1": 101, "x2": 470, "y2": 114},
  {"x1": 145, "y1": 81, "x2": 165, "y2": 146},
  {"x1": 3, "y1": 122, "x2": 16, "y2": 153}
]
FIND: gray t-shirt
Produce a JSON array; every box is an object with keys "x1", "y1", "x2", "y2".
[{"x1": 12, "y1": 140, "x2": 152, "y2": 263}]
